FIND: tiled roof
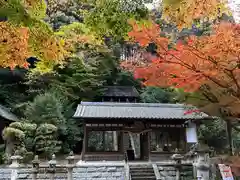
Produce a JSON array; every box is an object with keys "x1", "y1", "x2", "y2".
[
  {"x1": 0, "y1": 104, "x2": 18, "y2": 121},
  {"x1": 103, "y1": 86, "x2": 139, "y2": 97},
  {"x1": 73, "y1": 102, "x2": 209, "y2": 120}
]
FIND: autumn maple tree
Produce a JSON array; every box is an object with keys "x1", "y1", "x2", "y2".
[
  {"x1": 125, "y1": 21, "x2": 240, "y2": 94},
  {"x1": 0, "y1": 0, "x2": 66, "y2": 72},
  {"x1": 122, "y1": 20, "x2": 240, "y2": 153}
]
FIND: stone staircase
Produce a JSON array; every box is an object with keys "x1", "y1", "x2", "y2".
[{"x1": 129, "y1": 164, "x2": 156, "y2": 180}]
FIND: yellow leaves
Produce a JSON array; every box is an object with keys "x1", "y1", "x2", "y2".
[
  {"x1": 0, "y1": 0, "x2": 47, "y2": 23},
  {"x1": 0, "y1": 22, "x2": 29, "y2": 69},
  {"x1": 30, "y1": 25, "x2": 65, "y2": 60},
  {"x1": 56, "y1": 22, "x2": 104, "y2": 54},
  {"x1": 162, "y1": 0, "x2": 230, "y2": 30},
  {"x1": 0, "y1": 0, "x2": 67, "y2": 73},
  {"x1": 23, "y1": 0, "x2": 47, "y2": 19},
  {"x1": 0, "y1": 20, "x2": 66, "y2": 72}
]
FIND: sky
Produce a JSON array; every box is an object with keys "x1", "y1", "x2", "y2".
[
  {"x1": 144, "y1": 0, "x2": 161, "y2": 10},
  {"x1": 228, "y1": 0, "x2": 240, "y2": 23}
]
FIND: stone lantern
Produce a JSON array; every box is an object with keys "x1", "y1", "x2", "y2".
[
  {"x1": 171, "y1": 153, "x2": 184, "y2": 180},
  {"x1": 48, "y1": 154, "x2": 57, "y2": 180},
  {"x1": 66, "y1": 151, "x2": 75, "y2": 180},
  {"x1": 193, "y1": 144, "x2": 211, "y2": 180},
  {"x1": 10, "y1": 155, "x2": 23, "y2": 180},
  {"x1": 32, "y1": 155, "x2": 40, "y2": 180}
]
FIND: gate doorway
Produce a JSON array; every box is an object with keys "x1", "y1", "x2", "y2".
[{"x1": 126, "y1": 132, "x2": 149, "y2": 161}]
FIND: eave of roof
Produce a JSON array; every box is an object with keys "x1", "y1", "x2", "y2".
[
  {"x1": 0, "y1": 104, "x2": 19, "y2": 121},
  {"x1": 73, "y1": 102, "x2": 211, "y2": 120}
]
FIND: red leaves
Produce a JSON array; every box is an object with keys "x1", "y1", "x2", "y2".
[
  {"x1": 184, "y1": 109, "x2": 201, "y2": 115},
  {"x1": 175, "y1": 41, "x2": 184, "y2": 51},
  {"x1": 128, "y1": 21, "x2": 169, "y2": 49},
  {"x1": 125, "y1": 20, "x2": 240, "y2": 94}
]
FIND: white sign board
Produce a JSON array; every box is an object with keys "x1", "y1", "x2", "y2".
[
  {"x1": 186, "y1": 122, "x2": 198, "y2": 143},
  {"x1": 218, "y1": 164, "x2": 234, "y2": 180}
]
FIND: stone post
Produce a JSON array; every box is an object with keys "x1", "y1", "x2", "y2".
[
  {"x1": 194, "y1": 149, "x2": 210, "y2": 180},
  {"x1": 66, "y1": 151, "x2": 75, "y2": 180},
  {"x1": 48, "y1": 154, "x2": 57, "y2": 180},
  {"x1": 32, "y1": 155, "x2": 40, "y2": 180},
  {"x1": 10, "y1": 155, "x2": 22, "y2": 180},
  {"x1": 171, "y1": 154, "x2": 184, "y2": 180}
]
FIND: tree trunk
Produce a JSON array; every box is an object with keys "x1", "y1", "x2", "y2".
[
  {"x1": 226, "y1": 120, "x2": 233, "y2": 155},
  {"x1": 5, "y1": 140, "x2": 14, "y2": 164}
]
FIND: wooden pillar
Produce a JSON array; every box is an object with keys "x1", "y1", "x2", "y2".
[
  {"x1": 120, "y1": 132, "x2": 124, "y2": 153},
  {"x1": 81, "y1": 123, "x2": 87, "y2": 161},
  {"x1": 113, "y1": 131, "x2": 118, "y2": 151},
  {"x1": 147, "y1": 132, "x2": 150, "y2": 161},
  {"x1": 141, "y1": 132, "x2": 150, "y2": 160}
]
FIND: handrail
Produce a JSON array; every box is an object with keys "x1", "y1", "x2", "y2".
[
  {"x1": 152, "y1": 163, "x2": 161, "y2": 180},
  {"x1": 184, "y1": 143, "x2": 199, "y2": 159},
  {"x1": 124, "y1": 150, "x2": 129, "y2": 163},
  {"x1": 124, "y1": 150, "x2": 131, "y2": 180},
  {"x1": 124, "y1": 161, "x2": 130, "y2": 180}
]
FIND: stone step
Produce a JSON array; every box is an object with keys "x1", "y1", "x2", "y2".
[
  {"x1": 130, "y1": 170, "x2": 154, "y2": 173},
  {"x1": 131, "y1": 172, "x2": 155, "y2": 176},
  {"x1": 132, "y1": 172, "x2": 155, "y2": 174},
  {"x1": 131, "y1": 176, "x2": 156, "y2": 180},
  {"x1": 130, "y1": 165, "x2": 156, "y2": 180},
  {"x1": 130, "y1": 165, "x2": 153, "y2": 168},
  {"x1": 129, "y1": 166, "x2": 153, "y2": 169},
  {"x1": 131, "y1": 170, "x2": 154, "y2": 173}
]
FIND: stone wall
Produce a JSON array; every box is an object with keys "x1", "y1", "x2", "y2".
[
  {"x1": 73, "y1": 166, "x2": 124, "y2": 180},
  {"x1": 0, "y1": 165, "x2": 125, "y2": 180},
  {"x1": 18, "y1": 167, "x2": 68, "y2": 180},
  {"x1": 157, "y1": 164, "x2": 194, "y2": 180},
  {"x1": 0, "y1": 168, "x2": 11, "y2": 180}
]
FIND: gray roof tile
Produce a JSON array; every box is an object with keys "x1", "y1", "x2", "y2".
[
  {"x1": 0, "y1": 104, "x2": 18, "y2": 121},
  {"x1": 73, "y1": 102, "x2": 209, "y2": 120}
]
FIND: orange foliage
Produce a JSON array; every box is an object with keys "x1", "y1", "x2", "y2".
[
  {"x1": 0, "y1": 21, "x2": 66, "y2": 70},
  {"x1": 124, "y1": 21, "x2": 240, "y2": 99},
  {"x1": 0, "y1": 22, "x2": 30, "y2": 69}
]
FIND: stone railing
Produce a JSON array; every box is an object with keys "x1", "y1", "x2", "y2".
[
  {"x1": 5, "y1": 149, "x2": 212, "y2": 180},
  {"x1": 8, "y1": 152, "x2": 75, "y2": 180},
  {"x1": 5, "y1": 152, "x2": 125, "y2": 180}
]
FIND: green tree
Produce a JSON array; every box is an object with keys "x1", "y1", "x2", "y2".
[
  {"x1": 2, "y1": 122, "x2": 61, "y2": 161},
  {"x1": 45, "y1": 0, "x2": 85, "y2": 30},
  {"x1": 140, "y1": 87, "x2": 176, "y2": 103},
  {"x1": 83, "y1": 0, "x2": 149, "y2": 42},
  {"x1": 140, "y1": 87, "x2": 187, "y2": 103},
  {"x1": 0, "y1": 68, "x2": 28, "y2": 108},
  {"x1": 198, "y1": 119, "x2": 227, "y2": 152},
  {"x1": 50, "y1": 56, "x2": 103, "y2": 103}
]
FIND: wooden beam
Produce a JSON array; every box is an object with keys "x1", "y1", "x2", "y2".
[{"x1": 150, "y1": 124, "x2": 188, "y2": 128}]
